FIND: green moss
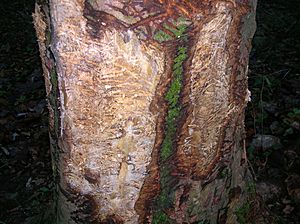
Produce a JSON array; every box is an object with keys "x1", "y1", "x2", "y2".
[
  {"x1": 152, "y1": 211, "x2": 172, "y2": 224},
  {"x1": 157, "y1": 188, "x2": 171, "y2": 207},
  {"x1": 165, "y1": 78, "x2": 181, "y2": 108},
  {"x1": 160, "y1": 133, "x2": 172, "y2": 161},
  {"x1": 46, "y1": 30, "x2": 51, "y2": 46},
  {"x1": 153, "y1": 22, "x2": 189, "y2": 223},
  {"x1": 236, "y1": 202, "x2": 251, "y2": 224},
  {"x1": 49, "y1": 68, "x2": 59, "y2": 134},
  {"x1": 153, "y1": 18, "x2": 188, "y2": 42},
  {"x1": 50, "y1": 68, "x2": 58, "y2": 90},
  {"x1": 154, "y1": 30, "x2": 173, "y2": 42},
  {"x1": 246, "y1": 182, "x2": 256, "y2": 195},
  {"x1": 160, "y1": 46, "x2": 187, "y2": 162}
]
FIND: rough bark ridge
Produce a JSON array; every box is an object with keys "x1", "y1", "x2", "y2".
[{"x1": 34, "y1": 0, "x2": 257, "y2": 223}]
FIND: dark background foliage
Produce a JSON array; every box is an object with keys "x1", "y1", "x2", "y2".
[
  {"x1": 0, "y1": 0, "x2": 299, "y2": 223},
  {"x1": 0, "y1": 0, "x2": 52, "y2": 223}
]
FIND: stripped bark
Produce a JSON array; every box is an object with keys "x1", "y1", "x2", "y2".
[{"x1": 34, "y1": 0, "x2": 257, "y2": 223}]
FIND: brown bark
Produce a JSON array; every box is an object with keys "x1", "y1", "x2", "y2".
[{"x1": 34, "y1": 0, "x2": 257, "y2": 223}]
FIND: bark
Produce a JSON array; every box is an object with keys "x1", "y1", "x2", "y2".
[{"x1": 33, "y1": 0, "x2": 257, "y2": 223}]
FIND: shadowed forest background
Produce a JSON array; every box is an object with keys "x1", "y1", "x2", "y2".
[{"x1": 0, "y1": 0, "x2": 299, "y2": 223}]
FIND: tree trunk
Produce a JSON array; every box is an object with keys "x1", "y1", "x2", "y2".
[{"x1": 34, "y1": 0, "x2": 257, "y2": 223}]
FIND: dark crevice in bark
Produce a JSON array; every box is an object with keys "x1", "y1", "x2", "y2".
[
  {"x1": 134, "y1": 19, "x2": 193, "y2": 223},
  {"x1": 152, "y1": 42, "x2": 189, "y2": 223},
  {"x1": 136, "y1": 25, "x2": 193, "y2": 223}
]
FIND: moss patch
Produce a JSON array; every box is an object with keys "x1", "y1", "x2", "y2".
[
  {"x1": 49, "y1": 67, "x2": 59, "y2": 135},
  {"x1": 153, "y1": 18, "x2": 188, "y2": 43},
  {"x1": 152, "y1": 21, "x2": 188, "y2": 223},
  {"x1": 236, "y1": 202, "x2": 251, "y2": 224},
  {"x1": 160, "y1": 46, "x2": 187, "y2": 162},
  {"x1": 152, "y1": 211, "x2": 173, "y2": 224}
]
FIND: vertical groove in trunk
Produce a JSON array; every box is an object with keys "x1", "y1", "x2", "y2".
[
  {"x1": 152, "y1": 28, "x2": 189, "y2": 224},
  {"x1": 34, "y1": 0, "x2": 257, "y2": 223}
]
